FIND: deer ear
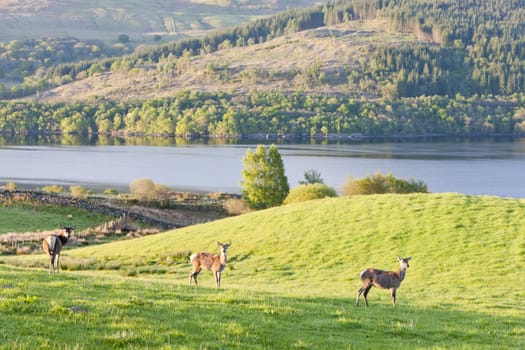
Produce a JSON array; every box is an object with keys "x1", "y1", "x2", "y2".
[
  {"x1": 396, "y1": 256, "x2": 401, "y2": 261},
  {"x1": 217, "y1": 241, "x2": 222, "y2": 246},
  {"x1": 406, "y1": 257, "x2": 412, "y2": 261}
]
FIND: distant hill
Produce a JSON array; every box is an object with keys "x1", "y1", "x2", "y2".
[
  {"x1": 1, "y1": 0, "x2": 525, "y2": 138},
  {"x1": 36, "y1": 19, "x2": 402, "y2": 102},
  {"x1": 0, "y1": 0, "x2": 319, "y2": 43}
]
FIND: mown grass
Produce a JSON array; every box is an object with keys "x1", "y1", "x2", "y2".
[{"x1": 1, "y1": 193, "x2": 524, "y2": 349}]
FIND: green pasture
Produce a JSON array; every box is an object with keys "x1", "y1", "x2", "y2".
[
  {"x1": 1, "y1": 193, "x2": 524, "y2": 349},
  {"x1": 0, "y1": 202, "x2": 111, "y2": 234}
]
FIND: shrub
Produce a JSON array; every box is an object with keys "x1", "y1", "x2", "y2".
[
  {"x1": 41, "y1": 185, "x2": 65, "y2": 193},
  {"x1": 5, "y1": 181, "x2": 16, "y2": 190},
  {"x1": 104, "y1": 188, "x2": 119, "y2": 196},
  {"x1": 129, "y1": 178, "x2": 156, "y2": 200},
  {"x1": 341, "y1": 172, "x2": 428, "y2": 195},
  {"x1": 70, "y1": 185, "x2": 89, "y2": 199},
  {"x1": 223, "y1": 198, "x2": 252, "y2": 215},
  {"x1": 284, "y1": 183, "x2": 337, "y2": 204}
]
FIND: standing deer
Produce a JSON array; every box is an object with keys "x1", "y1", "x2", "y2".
[
  {"x1": 42, "y1": 225, "x2": 75, "y2": 274},
  {"x1": 189, "y1": 242, "x2": 231, "y2": 288},
  {"x1": 356, "y1": 256, "x2": 412, "y2": 307}
]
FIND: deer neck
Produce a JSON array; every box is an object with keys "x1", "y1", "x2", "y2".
[
  {"x1": 220, "y1": 252, "x2": 227, "y2": 265},
  {"x1": 397, "y1": 267, "x2": 407, "y2": 282}
]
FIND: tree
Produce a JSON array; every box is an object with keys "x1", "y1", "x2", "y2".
[
  {"x1": 240, "y1": 144, "x2": 289, "y2": 209},
  {"x1": 299, "y1": 169, "x2": 324, "y2": 184},
  {"x1": 117, "y1": 34, "x2": 130, "y2": 44}
]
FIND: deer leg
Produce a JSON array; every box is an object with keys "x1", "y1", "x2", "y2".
[
  {"x1": 215, "y1": 271, "x2": 221, "y2": 288},
  {"x1": 49, "y1": 256, "x2": 54, "y2": 273},
  {"x1": 356, "y1": 287, "x2": 365, "y2": 306},
  {"x1": 56, "y1": 254, "x2": 60, "y2": 273},
  {"x1": 189, "y1": 268, "x2": 200, "y2": 285},
  {"x1": 390, "y1": 288, "x2": 396, "y2": 306},
  {"x1": 363, "y1": 285, "x2": 372, "y2": 307}
]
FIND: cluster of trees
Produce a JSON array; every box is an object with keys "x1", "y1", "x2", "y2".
[
  {"x1": 1, "y1": 91, "x2": 524, "y2": 137},
  {"x1": 240, "y1": 145, "x2": 427, "y2": 210},
  {"x1": 0, "y1": 37, "x2": 131, "y2": 98}
]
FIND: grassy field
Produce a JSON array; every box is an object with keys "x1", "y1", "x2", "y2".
[
  {"x1": 0, "y1": 193, "x2": 524, "y2": 348},
  {"x1": 0, "y1": 202, "x2": 112, "y2": 234}
]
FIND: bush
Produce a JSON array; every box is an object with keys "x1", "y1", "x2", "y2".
[
  {"x1": 341, "y1": 172, "x2": 428, "y2": 195},
  {"x1": 70, "y1": 185, "x2": 89, "y2": 199},
  {"x1": 41, "y1": 185, "x2": 65, "y2": 193},
  {"x1": 129, "y1": 178, "x2": 156, "y2": 200},
  {"x1": 284, "y1": 183, "x2": 337, "y2": 204},
  {"x1": 223, "y1": 198, "x2": 252, "y2": 215},
  {"x1": 5, "y1": 181, "x2": 16, "y2": 190},
  {"x1": 104, "y1": 188, "x2": 119, "y2": 196}
]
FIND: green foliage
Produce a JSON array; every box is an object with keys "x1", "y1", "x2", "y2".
[
  {"x1": 342, "y1": 172, "x2": 428, "y2": 195},
  {"x1": 284, "y1": 183, "x2": 337, "y2": 204},
  {"x1": 240, "y1": 144, "x2": 289, "y2": 209},
  {"x1": 117, "y1": 34, "x2": 130, "y2": 44},
  {"x1": 103, "y1": 188, "x2": 119, "y2": 196},
  {"x1": 0, "y1": 91, "x2": 521, "y2": 137},
  {"x1": 41, "y1": 185, "x2": 65, "y2": 193},
  {"x1": 69, "y1": 185, "x2": 89, "y2": 199},
  {"x1": 299, "y1": 169, "x2": 324, "y2": 185}
]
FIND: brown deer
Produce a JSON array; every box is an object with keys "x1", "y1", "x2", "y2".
[
  {"x1": 356, "y1": 256, "x2": 411, "y2": 307},
  {"x1": 42, "y1": 225, "x2": 75, "y2": 274},
  {"x1": 189, "y1": 242, "x2": 231, "y2": 288}
]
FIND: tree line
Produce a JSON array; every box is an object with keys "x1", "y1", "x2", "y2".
[{"x1": 1, "y1": 91, "x2": 524, "y2": 137}]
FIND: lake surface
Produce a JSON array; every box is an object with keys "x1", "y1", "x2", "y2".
[{"x1": 1, "y1": 139, "x2": 524, "y2": 198}]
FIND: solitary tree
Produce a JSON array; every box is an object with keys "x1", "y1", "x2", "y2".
[{"x1": 240, "y1": 144, "x2": 289, "y2": 209}]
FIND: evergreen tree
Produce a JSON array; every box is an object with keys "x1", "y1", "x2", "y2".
[{"x1": 240, "y1": 144, "x2": 289, "y2": 209}]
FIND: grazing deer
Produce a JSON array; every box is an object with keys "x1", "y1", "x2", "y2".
[
  {"x1": 356, "y1": 256, "x2": 412, "y2": 307},
  {"x1": 189, "y1": 242, "x2": 231, "y2": 288},
  {"x1": 42, "y1": 225, "x2": 75, "y2": 274}
]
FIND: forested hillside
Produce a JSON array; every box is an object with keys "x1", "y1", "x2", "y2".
[{"x1": 1, "y1": 0, "x2": 525, "y2": 138}]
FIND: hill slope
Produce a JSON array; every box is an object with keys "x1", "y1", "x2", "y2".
[
  {"x1": 2, "y1": 193, "x2": 524, "y2": 348},
  {"x1": 37, "y1": 19, "x2": 410, "y2": 102},
  {"x1": 7, "y1": 193, "x2": 524, "y2": 307}
]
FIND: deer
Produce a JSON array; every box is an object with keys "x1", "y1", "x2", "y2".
[
  {"x1": 356, "y1": 256, "x2": 412, "y2": 307},
  {"x1": 189, "y1": 242, "x2": 231, "y2": 288},
  {"x1": 42, "y1": 225, "x2": 75, "y2": 274}
]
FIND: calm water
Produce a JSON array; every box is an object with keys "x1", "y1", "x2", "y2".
[{"x1": 1, "y1": 139, "x2": 525, "y2": 198}]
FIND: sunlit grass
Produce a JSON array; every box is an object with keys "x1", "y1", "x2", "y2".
[{"x1": 1, "y1": 193, "x2": 524, "y2": 348}]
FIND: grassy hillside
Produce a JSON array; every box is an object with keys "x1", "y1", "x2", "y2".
[{"x1": 1, "y1": 193, "x2": 523, "y2": 348}]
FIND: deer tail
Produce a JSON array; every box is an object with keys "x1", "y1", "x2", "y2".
[{"x1": 189, "y1": 254, "x2": 197, "y2": 262}]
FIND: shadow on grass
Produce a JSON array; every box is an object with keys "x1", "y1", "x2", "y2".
[{"x1": 0, "y1": 265, "x2": 522, "y2": 349}]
